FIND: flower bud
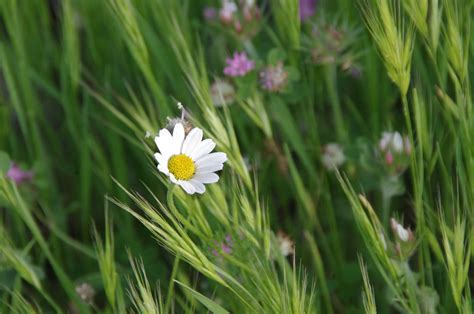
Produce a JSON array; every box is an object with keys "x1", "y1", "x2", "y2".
[{"x1": 390, "y1": 218, "x2": 414, "y2": 243}]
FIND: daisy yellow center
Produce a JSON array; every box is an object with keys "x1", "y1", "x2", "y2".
[{"x1": 168, "y1": 154, "x2": 195, "y2": 180}]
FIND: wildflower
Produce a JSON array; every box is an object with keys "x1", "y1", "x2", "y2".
[
  {"x1": 165, "y1": 103, "x2": 193, "y2": 135},
  {"x1": 75, "y1": 283, "x2": 95, "y2": 305},
  {"x1": 203, "y1": 7, "x2": 217, "y2": 20},
  {"x1": 260, "y1": 62, "x2": 288, "y2": 92},
  {"x1": 390, "y1": 218, "x2": 413, "y2": 242},
  {"x1": 207, "y1": 0, "x2": 261, "y2": 39},
  {"x1": 321, "y1": 143, "x2": 346, "y2": 171},
  {"x1": 378, "y1": 131, "x2": 411, "y2": 173},
  {"x1": 219, "y1": 235, "x2": 233, "y2": 255},
  {"x1": 379, "y1": 132, "x2": 404, "y2": 153},
  {"x1": 389, "y1": 217, "x2": 416, "y2": 259},
  {"x1": 308, "y1": 21, "x2": 360, "y2": 70},
  {"x1": 299, "y1": 0, "x2": 317, "y2": 21},
  {"x1": 154, "y1": 123, "x2": 227, "y2": 194},
  {"x1": 341, "y1": 58, "x2": 362, "y2": 78},
  {"x1": 6, "y1": 163, "x2": 33, "y2": 185},
  {"x1": 244, "y1": 0, "x2": 255, "y2": 6},
  {"x1": 221, "y1": 243, "x2": 232, "y2": 254},
  {"x1": 210, "y1": 235, "x2": 234, "y2": 258},
  {"x1": 277, "y1": 230, "x2": 294, "y2": 257},
  {"x1": 210, "y1": 79, "x2": 235, "y2": 107},
  {"x1": 223, "y1": 52, "x2": 255, "y2": 77},
  {"x1": 219, "y1": 0, "x2": 238, "y2": 23}
]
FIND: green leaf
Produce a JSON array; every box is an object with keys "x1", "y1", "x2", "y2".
[
  {"x1": 175, "y1": 281, "x2": 229, "y2": 314},
  {"x1": 271, "y1": 96, "x2": 315, "y2": 175},
  {"x1": 285, "y1": 66, "x2": 300, "y2": 81},
  {"x1": 2, "y1": 249, "x2": 43, "y2": 289},
  {"x1": 0, "y1": 151, "x2": 11, "y2": 175},
  {"x1": 267, "y1": 47, "x2": 286, "y2": 65}
]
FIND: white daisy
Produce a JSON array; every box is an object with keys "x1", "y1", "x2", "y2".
[{"x1": 154, "y1": 123, "x2": 227, "y2": 195}]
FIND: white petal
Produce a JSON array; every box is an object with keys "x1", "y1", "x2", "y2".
[
  {"x1": 154, "y1": 153, "x2": 167, "y2": 165},
  {"x1": 171, "y1": 123, "x2": 185, "y2": 154},
  {"x1": 157, "y1": 164, "x2": 169, "y2": 175},
  {"x1": 193, "y1": 172, "x2": 219, "y2": 184},
  {"x1": 154, "y1": 152, "x2": 162, "y2": 162},
  {"x1": 182, "y1": 128, "x2": 203, "y2": 155},
  {"x1": 154, "y1": 129, "x2": 173, "y2": 154},
  {"x1": 396, "y1": 225, "x2": 409, "y2": 242},
  {"x1": 189, "y1": 180, "x2": 206, "y2": 194},
  {"x1": 392, "y1": 132, "x2": 403, "y2": 153},
  {"x1": 179, "y1": 181, "x2": 195, "y2": 194},
  {"x1": 195, "y1": 152, "x2": 228, "y2": 167},
  {"x1": 196, "y1": 163, "x2": 224, "y2": 174},
  {"x1": 190, "y1": 139, "x2": 216, "y2": 160},
  {"x1": 169, "y1": 173, "x2": 179, "y2": 184}
]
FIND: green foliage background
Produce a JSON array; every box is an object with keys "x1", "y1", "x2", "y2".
[{"x1": 0, "y1": 0, "x2": 473, "y2": 313}]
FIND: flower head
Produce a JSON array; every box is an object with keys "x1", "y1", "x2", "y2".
[
  {"x1": 321, "y1": 143, "x2": 346, "y2": 171},
  {"x1": 299, "y1": 0, "x2": 317, "y2": 21},
  {"x1": 379, "y1": 132, "x2": 404, "y2": 153},
  {"x1": 277, "y1": 230, "x2": 294, "y2": 257},
  {"x1": 154, "y1": 123, "x2": 227, "y2": 194},
  {"x1": 378, "y1": 131, "x2": 411, "y2": 173},
  {"x1": 223, "y1": 52, "x2": 255, "y2": 77},
  {"x1": 219, "y1": 0, "x2": 238, "y2": 23},
  {"x1": 75, "y1": 283, "x2": 95, "y2": 305},
  {"x1": 260, "y1": 62, "x2": 288, "y2": 92},
  {"x1": 389, "y1": 218, "x2": 416, "y2": 259},
  {"x1": 203, "y1": 7, "x2": 217, "y2": 20},
  {"x1": 211, "y1": 79, "x2": 236, "y2": 107},
  {"x1": 390, "y1": 218, "x2": 413, "y2": 242},
  {"x1": 6, "y1": 163, "x2": 33, "y2": 185}
]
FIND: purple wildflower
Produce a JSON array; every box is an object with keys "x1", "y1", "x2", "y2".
[
  {"x1": 221, "y1": 243, "x2": 232, "y2": 254},
  {"x1": 260, "y1": 62, "x2": 288, "y2": 92},
  {"x1": 223, "y1": 52, "x2": 255, "y2": 77},
  {"x1": 203, "y1": 7, "x2": 217, "y2": 20},
  {"x1": 6, "y1": 163, "x2": 33, "y2": 185},
  {"x1": 225, "y1": 234, "x2": 233, "y2": 245},
  {"x1": 299, "y1": 0, "x2": 317, "y2": 21}
]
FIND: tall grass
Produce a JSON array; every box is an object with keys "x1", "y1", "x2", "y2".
[{"x1": 1, "y1": 0, "x2": 474, "y2": 312}]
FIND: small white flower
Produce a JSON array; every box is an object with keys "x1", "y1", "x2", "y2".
[
  {"x1": 277, "y1": 231, "x2": 294, "y2": 257},
  {"x1": 154, "y1": 123, "x2": 227, "y2": 195},
  {"x1": 396, "y1": 225, "x2": 409, "y2": 242},
  {"x1": 75, "y1": 283, "x2": 95, "y2": 304},
  {"x1": 244, "y1": 0, "x2": 255, "y2": 8},
  {"x1": 379, "y1": 132, "x2": 404, "y2": 153},
  {"x1": 211, "y1": 79, "x2": 235, "y2": 107},
  {"x1": 220, "y1": 0, "x2": 238, "y2": 22},
  {"x1": 321, "y1": 143, "x2": 346, "y2": 170},
  {"x1": 145, "y1": 131, "x2": 152, "y2": 138},
  {"x1": 390, "y1": 218, "x2": 411, "y2": 242}
]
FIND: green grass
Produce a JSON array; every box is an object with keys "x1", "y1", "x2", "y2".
[{"x1": 1, "y1": 0, "x2": 474, "y2": 312}]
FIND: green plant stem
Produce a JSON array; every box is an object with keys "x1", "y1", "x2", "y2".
[
  {"x1": 8, "y1": 182, "x2": 90, "y2": 313},
  {"x1": 325, "y1": 65, "x2": 347, "y2": 143},
  {"x1": 165, "y1": 254, "x2": 181, "y2": 313}
]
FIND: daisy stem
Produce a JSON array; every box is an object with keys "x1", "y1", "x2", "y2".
[{"x1": 164, "y1": 186, "x2": 182, "y2": 313}]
